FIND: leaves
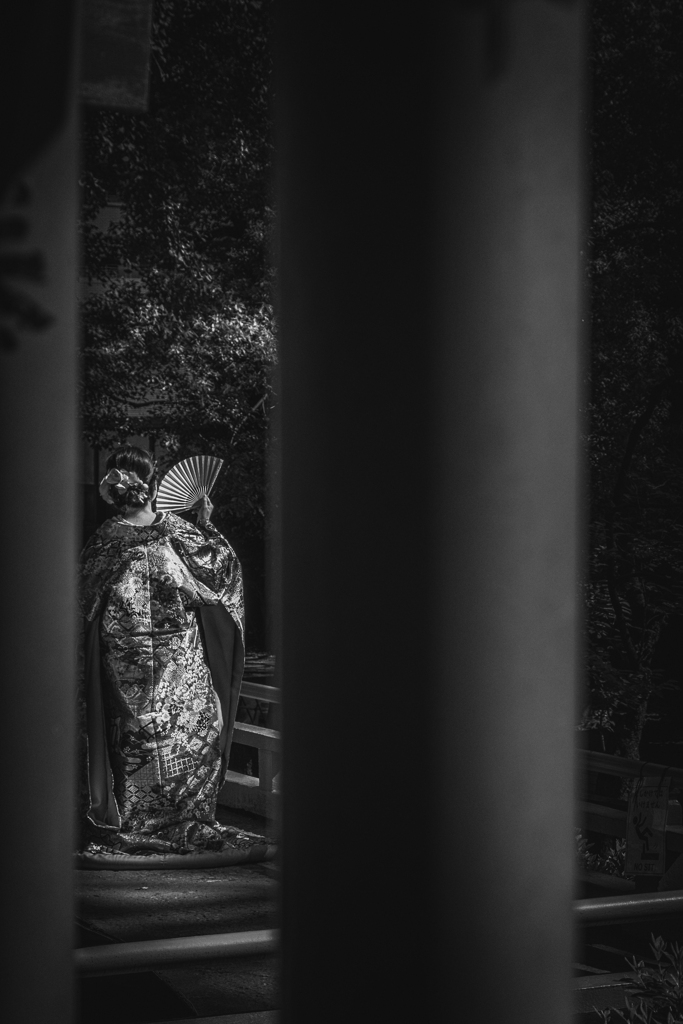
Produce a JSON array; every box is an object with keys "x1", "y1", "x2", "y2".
[
  {"x1": 80, "y1": 0, "x2": 275, "y2": 537},
  {"x1": 584, "y1": 1, "x2": 683, "y2": 755},
  {"x1": 597, "y1": 936, "x2": 683, "y2": 1023},
  {"x1": 576, "y1": 829, "x2": 626, "y2": 877}
]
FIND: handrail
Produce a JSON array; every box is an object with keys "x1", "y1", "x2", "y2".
[
  {"x1": 232, "y1": 721, "x2": 281, "y2": 753},
  {"x1": 240, "y1": 681, "x2": 281, "y2": 703},
  {"x1": 222, "y1": 684, "x2": 282, "y2": 810},
  {"x1": 75, "y1": 891, "x2": 683, "y2": 976},
  {"x1": 582, "y1": 750, "x2": 683, "y2": 785},
  {"x1": 75, "y1": 928, "x2": 279, "y2": 976},
  {"x1": 575, "y1": 889, "x2": 683, "y2": 924}
]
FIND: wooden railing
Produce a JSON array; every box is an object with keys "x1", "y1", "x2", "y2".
[
  {"x1": 219, "y1": 702, "x2": 683, "y2": 833},
  {"x1": 583, "y1": 750, "x2": 683, "y2": 786},
  {"x1": 579, "y1": 749, "x2": 683, "y2": 896},
  {"x1": 581, "y1": 749, "x2": 683, "y2": 854},
  {"x1": 219, "y1": 678, "x2": 281, "y2": 818}
]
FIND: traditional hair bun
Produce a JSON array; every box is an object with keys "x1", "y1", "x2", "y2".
[
  {"x1": 100, "y1": 444, "x2": 157, "y2": 510},
  {"x1": 99, "y1": 468, "x2": 150, "y2": 508}
]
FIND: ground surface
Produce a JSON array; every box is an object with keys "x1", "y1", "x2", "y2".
[{"x1": 76, "y1": 808, "x2": 279, "y2": 1023}]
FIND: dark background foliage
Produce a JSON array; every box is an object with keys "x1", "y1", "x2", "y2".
[
  {"x1": 79, "y1": 0, "x2": 683, "y2": 730},
  {"x1": 79, "y1": 0, "x2": 275, "y2": 647},
  {"x1": 585, "y1": 0, "x2": 683, "y2": 760}
]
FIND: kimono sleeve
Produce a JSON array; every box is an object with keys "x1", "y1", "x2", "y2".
[
  {"x1": 79, "y1": 531, "x2": 110, "y2": 622},
  {"x1": 169, "y1": 516, "x2": 245, "y2": 632}
]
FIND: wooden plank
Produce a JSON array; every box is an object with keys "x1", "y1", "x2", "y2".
[
  {"x1": 240, "y1": 682, "x2": 281, "y2": 704},
  {"x1": 573, "y1": 970, "x2": 633, "y2": 991},
  {"x1": 233, "y1": 722, "x2": 281, "y2": 753},
  {"x1": 259, "y1": 749, "x2": 276, "y2": 792},
  {"x1": 573, "y1": 971, "x2": 632, "y2": 1014},
  {"x1": 582, "y1": 802, "x2": 626, "y2": 839},
  {"x1": 222, "y1": 769, "x2": 259, "y2": 791},
  {"x1": 75, "y1": 929, "x2": 279, "y2": 975},
  {"x1": 582, "y1": 751, "x2": 683, "y2": 786},
  {"x1": 580, "y1": 802, "x2": 683, "y2": 852}
]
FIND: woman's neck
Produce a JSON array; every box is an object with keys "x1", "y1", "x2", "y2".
[{"x1": 121, "y1": 502, "x2": 156, "y2": 526}]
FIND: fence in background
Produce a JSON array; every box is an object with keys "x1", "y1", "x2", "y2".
[
  {"x1": 219, "y1": 658, "x2": 281, "y2": 818},
  {"x1": 581, "y1": 750, "x2": 683, "y2": 868}
]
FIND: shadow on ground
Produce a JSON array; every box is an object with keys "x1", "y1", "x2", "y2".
[{"x1": 76, "y1": 809, "x2": 279, "y2": 1023}]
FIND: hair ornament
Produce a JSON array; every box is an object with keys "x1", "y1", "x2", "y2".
[{"x1": 99, "y1": 468, "x2": 150, "y2": 507}]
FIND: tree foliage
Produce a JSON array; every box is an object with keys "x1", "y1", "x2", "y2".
[
  {"x1": 80, "y1": 0, "x2": 683, "y2": 713},
  {"x1": 598, "y1": 935, "x2": 683, "y2": 1023},
  {"x1": 585, "y1": 0, "x2": 683, "y2": 756},
  {"x1": 80, "y1": 0, "x2": 275, "y2": 537}
]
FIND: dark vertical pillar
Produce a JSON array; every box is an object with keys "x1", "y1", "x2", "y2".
[
  {"x1": 432, "y1": 3, "x2": 585, "y2": 1019},
  {"x1": 0, "y1": 4, "x2": 79, "y2": 1022},
  {"x1": 277, "y1": 5, "x2": 435, "y2": 1021},
  {"x1": 278, "y1": 1, "x2": 584, "y2": 1022}
]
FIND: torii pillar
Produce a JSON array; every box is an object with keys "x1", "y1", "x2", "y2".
[
  {"x1": 278, "y1": 2, "x2": 584, "y2": 1021},
  {"x1": 0, "y1": 2, "x2": 79, "y2": 1022}
]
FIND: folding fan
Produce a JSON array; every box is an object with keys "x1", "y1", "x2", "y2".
[{"x1": 155, "y1": 455, "x2": 224, "y2": 513}]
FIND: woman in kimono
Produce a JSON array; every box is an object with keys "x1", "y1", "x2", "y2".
[{"x1": 78, "y1": 445, "x2": 271, "y2": 866}]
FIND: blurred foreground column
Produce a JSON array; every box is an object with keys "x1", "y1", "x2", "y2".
[
  {"x1": 278, "y1": 1, "x2": 584, "y2": 1021},
  {"x1": 0, "y1": 3, "x2": 78, "y2": 1022}
]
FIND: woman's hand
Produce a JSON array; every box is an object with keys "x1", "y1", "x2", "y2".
[{"x1": 193, "y1": 495, "x2": 213, "y2": 525}]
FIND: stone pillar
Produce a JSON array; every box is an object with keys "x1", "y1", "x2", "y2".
[
  {"x1": 0, "y1": 3, "x2": 79, "y2": 1021},
  {"x1": 278, "y1": 1, "x2": 584, "y2": 1021}
]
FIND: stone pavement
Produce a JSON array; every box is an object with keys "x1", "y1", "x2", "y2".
[{"x1": 76, "y1": 808, "x2": 279, "y2": 1024}]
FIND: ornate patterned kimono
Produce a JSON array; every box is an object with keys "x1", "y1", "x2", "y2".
[{"x1": 78, "y1": 512, "x2": 270, "y2": 866}]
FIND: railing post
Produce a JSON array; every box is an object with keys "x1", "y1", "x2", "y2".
[
  {"x1": 259, "y1": 749, "x2": 276, "y2": 793},
  {"x1": 278, "y1": 1, "x2": 585, "y2": 1021}
]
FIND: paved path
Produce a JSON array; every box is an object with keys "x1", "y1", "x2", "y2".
[{"x1": 76, "y1": 810, "x2": 279, "y2": 1023}]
